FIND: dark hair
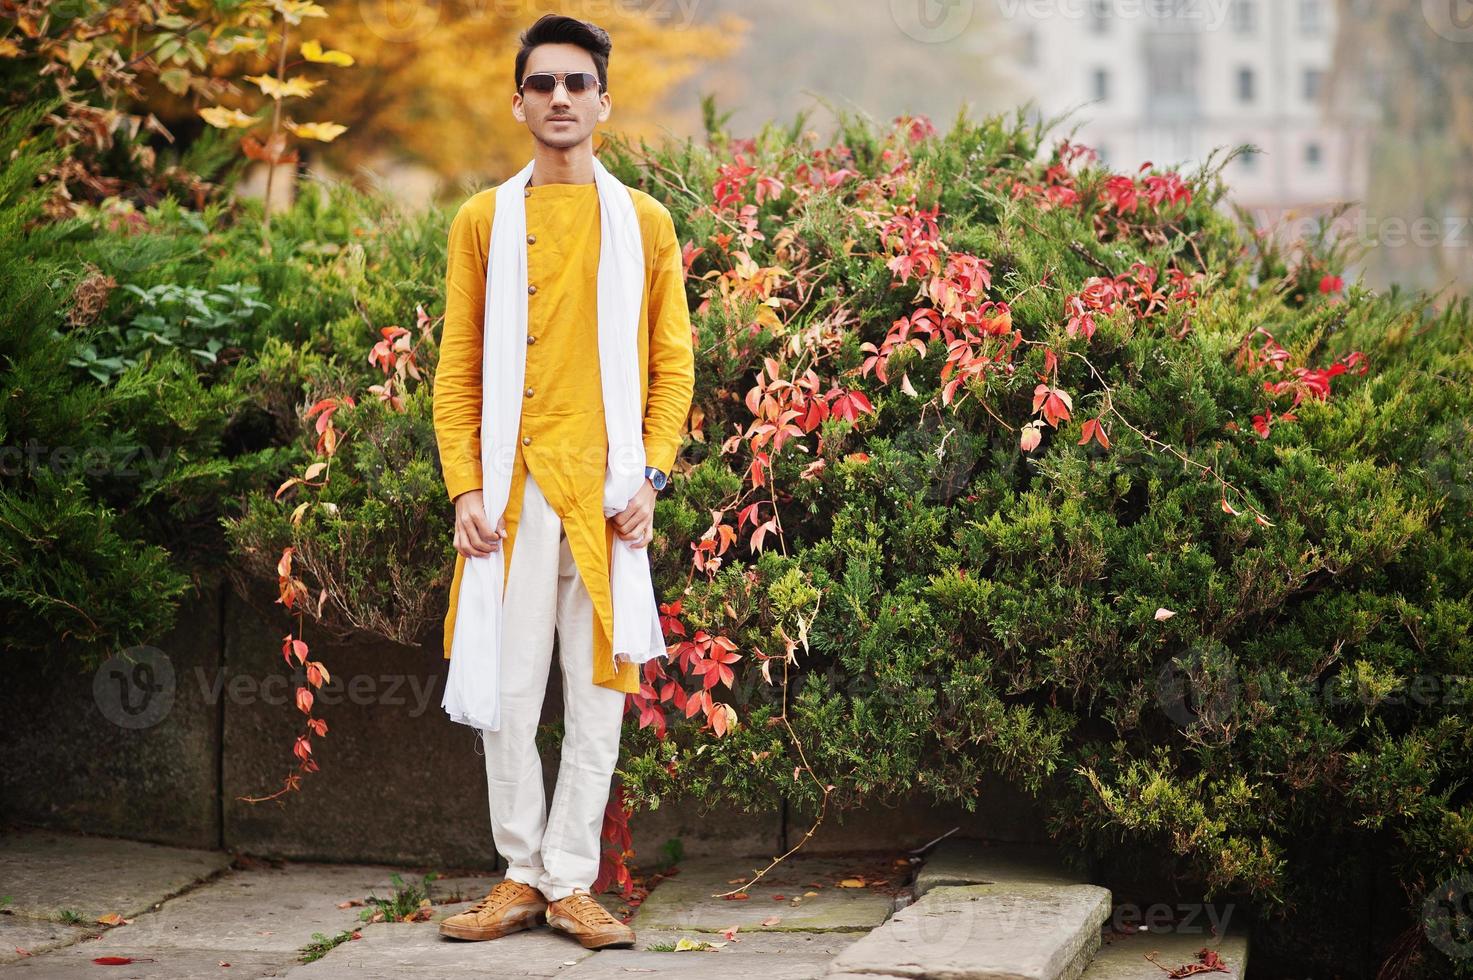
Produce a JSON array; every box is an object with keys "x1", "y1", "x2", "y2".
[{"x1": 514, "y1": 14, "x2": 611, "y2": 94}]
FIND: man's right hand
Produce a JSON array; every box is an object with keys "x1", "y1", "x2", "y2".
[{"x1": 453, "y1": 489, "x2": 507, "y2": 558}]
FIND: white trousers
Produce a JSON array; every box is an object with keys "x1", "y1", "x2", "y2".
[{"x1": 480, "y1": 467, "x2": 627, "y2": 901}]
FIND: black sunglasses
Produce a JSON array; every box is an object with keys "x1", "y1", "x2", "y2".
[{"x1": 518, "y1": 71, "x2": 602, "y2": 97}]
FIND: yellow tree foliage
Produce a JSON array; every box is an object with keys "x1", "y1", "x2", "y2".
[{"x1": 287, "y1": 0, "x2": 744, "y2": 183}]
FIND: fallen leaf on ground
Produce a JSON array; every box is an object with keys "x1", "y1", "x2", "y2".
[
  {"x1": 673, "y1": 937, "x2": 725, "y2": 951},
  {"x1": 761, "y1": 915, "x2": 782, "y2": 926},
  {"x1": 837, "y1": 878, "x2": 866, "y2": 888}
]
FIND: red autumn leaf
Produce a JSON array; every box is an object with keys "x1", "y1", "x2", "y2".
[
  {"x1": 749, "y1": 518, "x2": 777, "y2": 553},
  {"x1": 1078, "y1": 416, "x2": 1109, "y2": 449},
  {"x1": 281, "y1": 635, "x2": 308, "y2": 666},
  {"x1": 1032, "y1": 384, "x2": 1073, "y2": 427},
  {"x1": 829, "y1": 389, "x2": 874, "y2": 423}
]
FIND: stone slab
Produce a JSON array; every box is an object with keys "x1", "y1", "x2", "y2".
[
  {"x1": 286, "y1": 920, "x2": 595, "y2": 978},
  {"x1": 823, "y1": 882, "x2": 1112, "y2": 980},
  {"x1": 284, "y1": 921, "x2": 864, "y2": 979},
  {"x1": 915, "y1": 839, "x2": 1090, "y2": 897},
  {"x1": 1082, "y1": 927, "x2": 1249, "y2": 979},
  {"x1": 0, "y1": 861, "x2": 522, "y2": 976},
  {"x1": 630, "y1": 853, "x2": 904, "y2": 934},
  {"x1": 0, "y1": 828, "x2": 230, "y2": 922},
  {"x1": 0, "y1": 944, "x2": 288, "y2": 978},
  {"x1": 628, "y1": 929, "x2": 860, "y2": 954},
  {"x1": 560, "y1": 951, "x2": 835, "y2": 980},
  {"x1": 0, "y1": 918, "x2": 95, "y2": 965}
]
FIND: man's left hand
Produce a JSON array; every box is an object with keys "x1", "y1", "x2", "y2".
[{"x1": 612, "y1": 479, "x2": 658, "y2": 549}]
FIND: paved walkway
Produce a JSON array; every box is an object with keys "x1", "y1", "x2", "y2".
[
  {"x1": 0, "y1": 828, "x2": 1248, "y2": 979},
  {"x1": 0, "y1": 829, "x2": 898, "y2": 978}
]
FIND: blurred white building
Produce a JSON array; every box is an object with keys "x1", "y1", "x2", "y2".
[{"x1": 1005, "y1": 0, "x2": 1370, "y2": 228}]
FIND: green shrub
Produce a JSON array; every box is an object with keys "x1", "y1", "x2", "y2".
[{"x1": 6, "y1": 95, "x2": 1471, "y2": 977}]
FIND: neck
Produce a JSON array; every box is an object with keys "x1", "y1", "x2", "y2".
[{"x1": 528, "y1": 147, "x2": 595, "y2": 186}]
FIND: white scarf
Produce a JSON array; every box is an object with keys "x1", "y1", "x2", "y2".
[{"x1": 442, "y1": 155, "x2": 668, "y2": 732}]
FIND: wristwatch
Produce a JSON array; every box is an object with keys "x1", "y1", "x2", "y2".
[{"x1": 643, "y1": 465, "x2": 668, "y2": 491}]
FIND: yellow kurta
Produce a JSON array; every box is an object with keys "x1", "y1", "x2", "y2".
[{"x1": 433, "y1": 177, "x2": 695, "y2": 695}]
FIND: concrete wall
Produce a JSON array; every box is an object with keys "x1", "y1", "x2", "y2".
[{"x1": 0, "y1": 575, "x2": 1050, "y2": 869}]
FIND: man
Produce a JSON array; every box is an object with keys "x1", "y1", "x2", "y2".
[{"x1": 431, "y1": 13, "x2": 695, "y2": 951}]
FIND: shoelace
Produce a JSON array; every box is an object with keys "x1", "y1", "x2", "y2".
[
  {"x1": 468, "y1": 880, "x2": 528, "y2": 917},
  {"x1": 560, "y1": 889, "x2": 620, "y2": 926}
]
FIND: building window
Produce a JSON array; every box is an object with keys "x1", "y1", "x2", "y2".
[
  {"x1": 1299, "y1": 0, "x2": 1324, "y2": 36},
  {"x1": 1305, "y1": 141, "x2": 1323, "y2": 168},
  {"x1": 1093, "y1": 67, "x2": 1110, "y2": 101},
  {"x1": 1238, "y1": 145, "x2": 1257, "y2": 170},
  {"x1": 1237, "y1": 66, "x2": 1256, "y2": 103},
  {"x1": 1232, "y1": 0, "x2": 1256, "y2": 34},
  {"x1": 1089, "y1": 0, "x2": 1110, "y2": 34},
  {"x1": 1303, "y1": 67, "x2": 1324, "y2": 101}
]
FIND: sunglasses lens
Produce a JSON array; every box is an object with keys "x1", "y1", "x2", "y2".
[{"x1": 521, "y1": 72, "x2": 599, "y2": 96}]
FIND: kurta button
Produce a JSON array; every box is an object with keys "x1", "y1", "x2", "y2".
[
  {"x1": 524, "y1": 187, "x2": 532, "y2": 197},
  {"x1": 526, "y1": 234, "x2": 536, "y2": 244},
  {"x1": 526, "y1": 335, "x2": 536, "y2": 344},
  {"x1": 527, "y1": 283, "x2": 537, "y2": 294},
  {"x1": 524, "y1": 386, "x2": 534, "y2": 397},
  {"x1": 522, "y1": 435, "x2": 532, "y2": 445}
]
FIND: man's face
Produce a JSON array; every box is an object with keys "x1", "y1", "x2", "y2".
[{"x1": 513, "y1": 42, "x2": 609, "y2": 149}]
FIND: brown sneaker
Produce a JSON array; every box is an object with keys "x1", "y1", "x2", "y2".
[
  {"x1": 544, "y1": 887, "x2": 635, "y2": 949},
  {"x1": 438, "y1": 878, "x2": 547, "y2": 941}
]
